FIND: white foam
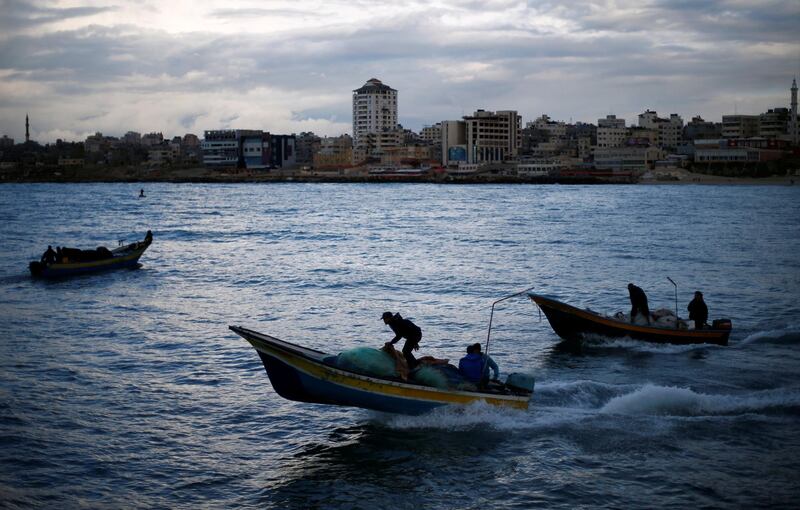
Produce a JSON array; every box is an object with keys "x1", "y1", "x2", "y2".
[
  {"x1": 737, "y1": 328, "x2": 800, "y2": 346},
  {"x1": 599, "y1": 383, "x2": 800, "y2": 417},
  {"x1": 372, "y1": 401, "x2": 535, "y2": 430},
  {"x1": 583, "y1": 336, "x2": 721, "y2": 354}
]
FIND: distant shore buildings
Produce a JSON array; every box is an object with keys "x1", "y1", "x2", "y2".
[{"x1": 1, "y1": 79, "x2": 798, "y2": 180}]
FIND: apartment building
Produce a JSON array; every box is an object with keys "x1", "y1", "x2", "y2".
[
  {"x1": 352, "y1": 78, "x2": 398, "y2": 160},
  {"x1": 463, "y1": 109, "x2": 521, "y2": 164}
]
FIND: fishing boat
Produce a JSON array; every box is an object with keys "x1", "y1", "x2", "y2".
[
  {"x1": 29, "y1": 231, "x2": 153, "y2": 278},
  {"x1": 229, "y1": 325, "x2": 534, "y2": 415},
  {"x1": 528, "y1": 293, "x2": 731, "y2": 346}
]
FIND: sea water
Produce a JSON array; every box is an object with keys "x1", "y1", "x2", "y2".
[{"x1": 0, "y1": 183, "x2": 799, "y2": 508}]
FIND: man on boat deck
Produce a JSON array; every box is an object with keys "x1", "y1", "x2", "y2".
[
  {"x1": 628, "y1": 283, "x2": 651, "y2": 325},
  {"x1": 459, "y1": 343, "x2": 499, "y2": 386},
  {"x1": 687, "y1": 291, "x2": 708, "y2": 330},
  {"x1": 40, "y1": 245, "x2": 57, "y2": 265},
  {"x1": 382, "y1": 312, "x2": 422, "y2": 369}
]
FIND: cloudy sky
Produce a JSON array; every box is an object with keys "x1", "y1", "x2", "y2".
[{"x1": 0, "y1": 0, "x2": 798, "y2": 143}]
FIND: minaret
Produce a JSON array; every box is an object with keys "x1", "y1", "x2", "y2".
[
  {"x1": 791, "y1": 78, "x2": 798, "y2": 146},
  {"x1": 25, "y1": 114, "x2": 30, "y2": 143}
]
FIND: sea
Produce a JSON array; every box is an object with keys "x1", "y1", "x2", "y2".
[{"x1": 1, "y1": 182, "x2": 799, "y2": 509}]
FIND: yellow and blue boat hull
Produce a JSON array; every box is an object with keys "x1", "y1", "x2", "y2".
[
  {"x1": 30, "y1": 242, "x2": 150, "y2": 278},
  {"x1": 229, "y1": 326, "x2": 532, "y2": 415}
]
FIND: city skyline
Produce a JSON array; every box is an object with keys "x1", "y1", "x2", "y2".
[{"x1": 1, "y1": 0, "x2": 798, "y2": 144}]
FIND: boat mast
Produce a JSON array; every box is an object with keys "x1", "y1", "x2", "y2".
[{"x1": 485, "y1": 286, "x2": 536, "y2": 358}]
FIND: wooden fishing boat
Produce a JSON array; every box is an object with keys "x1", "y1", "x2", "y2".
[
  {"x1": 229, "y1": 325, "x2": 534, "y2": 415},
  {"x1": 528, "y1": 293, "x2": 731, "y2": 346},
  {"x1": 29, "y1": 232, "x2": 153, "y2": 278}
]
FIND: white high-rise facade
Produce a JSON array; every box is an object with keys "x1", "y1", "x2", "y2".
[
  {"x1": 791, "y1": 78, "x2": 798, "y2": 145},
  {"x1": 352, "y1": 78, "x2": 398, "y2": 158}
]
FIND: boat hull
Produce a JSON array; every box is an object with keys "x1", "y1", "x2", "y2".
[
  {"x1": 30, "y1": 242, "x2": 150, "y2": 278},
  {"x1": 529, "y1": 294, "x2": 730, "y2": 346},
  {"x1": 230, "y1": 326, "x2": 532, "y2": 415}
]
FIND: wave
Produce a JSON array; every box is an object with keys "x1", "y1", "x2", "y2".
[
  {"x1": 370, "y1": 380, "x2": 800, "y2": 430},
  {"x1": 581, "y1": 336, "x2": 722, "y2": 354},
  {"x1": 370, "y1": 401, "x2": 535, "y2": 431},
  {"x1": 599, "y1": 383, "x2": 800, "y2": 417},
  {"x1": 737, "y1": 328, "x2": 800, "y2": 346}
]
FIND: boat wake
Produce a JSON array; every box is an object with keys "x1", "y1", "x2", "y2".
[
  {"x1": 737, "y1": 328, "x2": 800, "y2": 346},
  {"x1": 599, "y1": 384, "x2": 800, "y2": 417},
  {"x1": 582, "y1": 336, "x2": 722, "y2": 354},
  {"x1": 370, "y1": 401, "x2": 533, "y2": 431},
  {"x1": 371, "y1": 380, "x2": 800, "y2": 430}
]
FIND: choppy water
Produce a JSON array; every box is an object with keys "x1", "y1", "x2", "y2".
[{"x1": 1, "y1": 182, "x2": 799, "y2": 509}]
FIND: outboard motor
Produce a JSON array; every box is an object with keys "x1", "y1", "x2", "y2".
[
  {"x1": 712, "y1": 319, "x2": 732, "y2": 330},
  {"x1": 505, "y1": 373, "x2": 535, "y2": 394},
  {"x1": 29, "y1": 261, "x2": 44, "y2": 277}
]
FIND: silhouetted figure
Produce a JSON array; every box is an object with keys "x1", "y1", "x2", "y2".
[
  {"x1": 687, "y1": 291, "x2": 709, "y2": 330},
  {"x1": 139, "y1": 189, "x2": 145, "y2": 198},
  {"x1": 458, "y1": 343, "x2": 499, "y2": 386},
  {"x1": 628, "y1": 283, "x2": 651, "y2": 325},
  {"x1": 40, "y1": 245, "x2": 57, "y2": 265},
  {"x1": 382, "y1": 311, "x2": 422, "y2": 369}
]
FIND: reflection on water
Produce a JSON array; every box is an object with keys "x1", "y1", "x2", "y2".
[{"x1": 1, "y1": 183, "x2": 799, "y2": 508}]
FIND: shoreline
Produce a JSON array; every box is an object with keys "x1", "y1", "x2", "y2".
[{"x1": 1, "y1": 166, "x2": 797, "y2": 186}]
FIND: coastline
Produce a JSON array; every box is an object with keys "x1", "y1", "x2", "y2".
[{"x1": 0, "y1": 165, "x2": 796, "y2": 185}]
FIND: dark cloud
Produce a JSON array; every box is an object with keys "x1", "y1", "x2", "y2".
[
  {"x1": 0, "y1": 0, "x2": 796, "y2": 142},
  {"x1": 0, "y1": 0, "x2": 116, "y2": 31}
]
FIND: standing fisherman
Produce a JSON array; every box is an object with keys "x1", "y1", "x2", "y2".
[
  {"x1": 628, "y1": 283, "x2": 652, "y2": 325},
  {"x1": 382, "y1": 311, "x2": 422, "y2": 369},
  {"x1": 687, "y1": 291, "x2": 709, "y2": 329}
]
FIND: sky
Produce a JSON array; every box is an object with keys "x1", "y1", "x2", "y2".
[{"x1": 0, "y1": 0, "x2": 798, "y2": 144}]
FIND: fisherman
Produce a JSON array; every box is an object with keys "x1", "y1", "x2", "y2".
[
  {"x1": 628, "y1": 283, "x2": 651, "y2": 325},
  {"x1": 139, "y1": 188, "x2": 145, "y2": 198},
  {"x1": 458, "y1": 343, "x2": 499, "y2": 386},
  {"x1": 687, "y1": 291, "x2": 709, "y2": 330},
  {"x1": 40, "y1": 245, "x2": 57, "y2": 265},
  {"x1": 382, "y1": 311, "x2": 422, "y2": 369}
]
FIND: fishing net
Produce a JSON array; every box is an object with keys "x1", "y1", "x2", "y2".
[
  {"x1": 336, "y1": 347, "x2": 398, "y2": 378},
  {"x1": 410, "y1": 366, "x2": 449, "y2": 389}
]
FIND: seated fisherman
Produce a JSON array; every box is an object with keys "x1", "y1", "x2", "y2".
[{"x1": 458, "y1": 343, "x2": 499, "y2": 386}]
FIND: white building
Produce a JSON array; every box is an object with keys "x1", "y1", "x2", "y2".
[
  {"x1": 420, "y1": 123, "x2": 442, "y2": 143},
  {"x1": 352, "y1": 78, "x2": 398, "y2": 160},
  {"x1": 638, "y1": 110, "x2": 683, "y2": 149},
  {"x1": 528, "y1": 114, "x2": 567, "y2": 139},
  {"x1": 596, "y1": 115, "x2": 627, "y2": 148},
  {"x1": 722, "y1": 115, "x2": 760, "y2": 139},
  {"x1": 594, "y1": 146, "x2": 664, "y2": 172},
  {"x1": 790, "y1": 78, "x2": 798, "y2": 145}
]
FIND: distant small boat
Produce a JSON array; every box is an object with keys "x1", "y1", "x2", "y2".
[
  {"x1": 29, "y1": 231, "x2": 153, "y2": 278},
  {"x1": 529, "y1": 293, "x2": 731, "y2": 346},
  {"x1": 229, "y1": 325, "x2": 534, "y2": 415}
]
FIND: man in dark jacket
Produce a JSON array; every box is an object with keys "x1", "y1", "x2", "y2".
[
  {"x1": 40, "y1": 245, "x2": 57, "y2": 265},
  {"x1": 687, "y1": 291, "x2": 708, "y2": 329},
  {"x1": 382, "y1": 311, "x2": 422, "y2": 369},
  {"x1": 628, "y1": 283, "x2": 651, "y2": 325}
]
